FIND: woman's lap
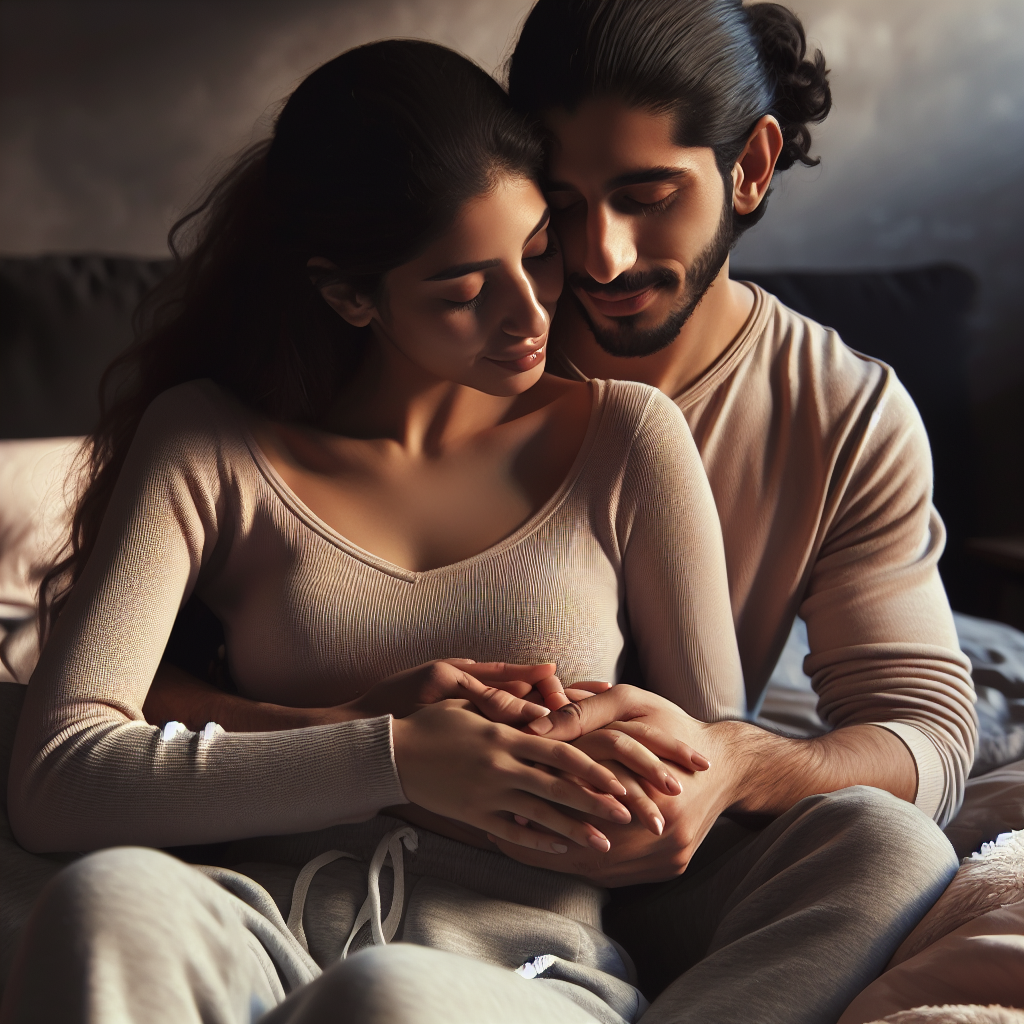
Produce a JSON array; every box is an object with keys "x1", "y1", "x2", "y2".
[{"x1": 0, "y1": 843, "x2": 632, "y2": 1024}]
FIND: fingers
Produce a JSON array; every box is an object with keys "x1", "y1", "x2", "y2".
[
  {"x1": 532, "y1": 675, "x2": 571, "y2": 710},
  {"x1": 455, "y1": 673, "x2": 551, "y2": 725},
  {"x1": 565, "y1": 681, "x2": 613, "y2": 695},
  {"x1": 510, "y1": 752, "x2": 633, "y2": 825},
  {"x1": 461, "y1": 662, "x2": 557, "y2": 683},
  {"x1": 524, "y1": 688, "x2": 631, "y2": 739},
  {"x1": 503, "y1": 797, "x2": 613, "y2": 852},
  {"x1": 606, "y1": 720, "x2": 710, "y2": 773},
  {"x1": 572, "y1": 730, "x2": 684, "y2": 795},
  {"x1": 607, "y1": 768, "x2": 665, "y2": 836}
]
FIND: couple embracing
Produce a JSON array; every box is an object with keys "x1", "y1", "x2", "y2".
[{"x1": 2, "y1": 1, "x2": 976, "y2": 1023}]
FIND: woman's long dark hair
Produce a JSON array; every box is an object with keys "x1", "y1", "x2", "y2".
[{"x1": 41, "y1": 39, "x2": 542, "y2": 635}]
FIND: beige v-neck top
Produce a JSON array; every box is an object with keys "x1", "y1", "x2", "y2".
[
  {"x1": 559, "y1": 284, "x2": 977, "y2": 827},
  {"x1": 9, "y1": 377, "x2": 745, "y2": 853}
]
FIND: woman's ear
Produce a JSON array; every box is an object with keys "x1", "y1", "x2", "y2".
[
  {"x1": 307, "y1": 258, "x2": 377, "y2": 328},
  {"x1": 731, "y1": 115, "x2": 784, "y2": 217}
]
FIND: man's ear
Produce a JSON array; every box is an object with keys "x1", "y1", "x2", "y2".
[
  {"x1": 307, "y1": 257, "x2": 377, "y2": 328},
  {"x1": 731, "y1": 115, "x2": 784, "y2": 216}
]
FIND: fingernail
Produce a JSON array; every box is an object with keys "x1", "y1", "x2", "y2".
[
  {"x1": 551, "y1": 843, "x2": 568, "y2": 854},
  {"x1": 486, "y1": 834, "x2": 498, "y2": 844},
  {"x1": 527, "y1": 717, "x2": 553, "y2": 735},
  {"x1": 653, "y1": 817, "x2": 664, "y2": 836},
  {"x1": 515, "y1": 814, "x2": 530, "y2": 826},
  {"x1": 693, "y1": 753, "x2": 711, "y2": 770},
  {"x1": 610, "y1": 806, "x2": 631, "y2": 823},
  {"x1": 664, "y1": 774, "x2": 682, "y2": 794},
  {"x1": 588, "y1": 834, "x2": 611, "y2": 853},
  {"x1": 531, "y1": 706, "x2": 551, "y2": 718}
]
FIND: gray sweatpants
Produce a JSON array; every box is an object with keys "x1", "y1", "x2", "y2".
[{"x1": 0, "y1": 787, "x2": 957, "y2": 1024}]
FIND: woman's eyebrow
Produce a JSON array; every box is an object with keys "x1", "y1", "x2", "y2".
[
  {"x1": 424, "y1": 211, "x2": 550, "y2": 281},
  {"x1": 425, "y1": 258, "x2": 500, "y2": 282}
]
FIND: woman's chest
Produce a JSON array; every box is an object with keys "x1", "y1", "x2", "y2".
[{"x1": 199, "y1": 511, "x2": 626, "y2": 707}]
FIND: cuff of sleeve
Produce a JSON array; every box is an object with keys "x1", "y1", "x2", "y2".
[
  {"x1": 873, "y1": 721, "x2": 943, "y2": 821},
  {"x1": 336, "y1": 714, "x2": 408, "y2": 815}
]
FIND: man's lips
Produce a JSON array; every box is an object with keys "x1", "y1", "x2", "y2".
[
  {"x1": 486, "y1": 345, "x2": 546, "y2": 372},
  {"x1": 578, "y1": 286, "x2": 660, "y2": 318}
]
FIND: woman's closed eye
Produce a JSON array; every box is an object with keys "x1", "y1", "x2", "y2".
[{"x1": 441, "y1": 273, "x2": 487, "y2": 311}]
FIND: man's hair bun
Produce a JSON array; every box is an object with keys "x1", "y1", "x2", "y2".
[{"x1": 747, "y1": 3, "x2": 832, "y2": 171}]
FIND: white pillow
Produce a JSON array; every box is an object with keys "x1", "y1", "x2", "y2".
[{"x1": 0, "y1": 438, "x2": 84, "y2": 681}]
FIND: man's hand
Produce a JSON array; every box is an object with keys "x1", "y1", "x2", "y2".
[
  {"x1": 494, "y1": 684, "x2": 918, "y2": 885},
  {"x1": 493, "y1": 695, "x2": 743, "y2": 884}
]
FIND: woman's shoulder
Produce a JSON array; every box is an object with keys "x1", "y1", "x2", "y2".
[
  {"x1": 593, "y1": 378, "x2": 691, "y2": 438},
  {"x1": 130, "y1": 379, "x2": 252, "y2": 471}
]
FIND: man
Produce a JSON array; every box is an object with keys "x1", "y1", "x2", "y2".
[{"x1": 474, "y1": 0, "x2": 977, "y2": 1018}]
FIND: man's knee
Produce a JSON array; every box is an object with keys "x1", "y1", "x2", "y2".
[{"x1": 796, "y1": 786, "x2": 958, "y2": 890}]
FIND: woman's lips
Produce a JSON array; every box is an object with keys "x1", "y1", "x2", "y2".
[
  {"x1": 581, "y1": 287, "x2": 658, "y2": 318},
  {"x1": 486, "y1": 346, "x2": 546, "y2": 373}
]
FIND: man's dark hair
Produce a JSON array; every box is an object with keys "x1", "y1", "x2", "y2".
[{"x1": 507, "y1": 0, "x2": 832, "y2": 234}]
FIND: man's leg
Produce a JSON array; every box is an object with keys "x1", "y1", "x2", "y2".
[
  {"x1": 605, "y1": 787, "x2": 959, "y2": 1024},
  {"x1": 0, "y1": 846, "x2": 293, "y2": 1024}
]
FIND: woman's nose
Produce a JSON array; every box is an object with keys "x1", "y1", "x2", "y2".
[{"x1": 501, "y1": 273, "x2": 549, "y2": 340}]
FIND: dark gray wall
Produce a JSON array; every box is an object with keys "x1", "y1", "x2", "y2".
[{"x1": 2, "y1": 0, "x2": 1022, "y2": 533}]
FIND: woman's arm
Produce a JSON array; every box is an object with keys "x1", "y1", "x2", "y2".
[
  {"x1": 143, "y1": 659, "x2": 570, "y2": 732},
  {"x1": 8, "y1": 385, "x2": 629, "y2": 854}
]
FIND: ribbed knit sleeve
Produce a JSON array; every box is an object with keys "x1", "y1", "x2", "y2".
[
  {"x1": 616, "y1": 386, "x2": 746, "y2": 721},
  {"x1": 8, "y1": 384, "x2": 405, "y2": 853},
  {"x1": 800, "y1": 372, "x2": 976, "y2": 827}
]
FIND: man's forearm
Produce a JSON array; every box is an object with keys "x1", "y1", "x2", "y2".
[
  {"x1": 144, "y1": 662, "x2": 349, "y2": 732},
  {"x1": 714, "y1": 719, "x2": 918, "y2": 814}
]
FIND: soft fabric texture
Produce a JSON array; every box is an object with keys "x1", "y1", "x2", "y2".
[
  {"x1": 837, "y1": 904, "x2": 1024, "y2": 1023},
  {"x1": 945, "y1": 760, "x2": 1024, "y2": 859},
  {"x1": 0, "y1": 789, "x2": 957, "y2": 1024},
  {"x1": 0, "y1": 438, "x2": 80, "y2": 617},
  {"x1": 0, "y1": 843, "x2": 626, "y2": 1024},
  {"x1": 558, "y1": 283, "x2": 978, "y2": 827},
  {"x1": 889, "y1": 830, "x2": 1024, "y2": 968},
  {"x1": 864, "y1": 1009, "x2": 1024, "y2": 1024},
  {"x1": 605, "y1": 787, "x2": 957, "y2": 1024},
  {"x1": 8, "y1": 376, "x2": 748, "y2": 853}
]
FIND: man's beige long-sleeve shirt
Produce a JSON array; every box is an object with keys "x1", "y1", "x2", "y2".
[{"x1": 562, "y1": 284, "x2": 977, "y2": 827}]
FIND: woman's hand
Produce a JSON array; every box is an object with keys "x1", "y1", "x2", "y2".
[
  {"x1": 391, "y1": 702, "x2": 634, "y2": 854},
  {"x1": 345, "y1": 659, "x2": 567, "y2": 724}
]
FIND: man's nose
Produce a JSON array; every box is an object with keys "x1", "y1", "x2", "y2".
[{"x1": 584, "y1": 206, "x2": 637, "y2": 284}]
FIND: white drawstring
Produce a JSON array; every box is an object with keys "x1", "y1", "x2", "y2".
[{"x1": 285, "y1": 826, "x2": 419, "y2": 959}]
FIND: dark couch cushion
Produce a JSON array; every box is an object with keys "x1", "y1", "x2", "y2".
[{"x1": 0, "y1": 255, "x2": 172, "y2": 439}]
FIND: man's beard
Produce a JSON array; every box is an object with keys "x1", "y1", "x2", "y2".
[{"x1": 567, "y1": 200, "x2": 735, "y2": 359}]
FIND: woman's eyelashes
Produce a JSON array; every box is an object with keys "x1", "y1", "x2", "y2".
[{"x1": 446, "y1": 288, "x2": 485, "y2": 311}]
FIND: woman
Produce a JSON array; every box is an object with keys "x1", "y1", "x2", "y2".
[{"x1": 4, "y1": 41, "x2": 744, "y2": 1024}]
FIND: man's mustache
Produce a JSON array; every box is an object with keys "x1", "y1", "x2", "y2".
[{"x1": 567, "y1": 268, "x2": 679, "y2": 295}]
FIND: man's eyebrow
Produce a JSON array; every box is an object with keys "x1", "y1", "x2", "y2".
[
  {"x1": 424, "y1": 211, "x2": 550, "y2": 281},
  {"x1": 606, "y1": 167, "x2": 688, "y2": 190},
  {"x1": 544, "y1": 167, "x2": 688, "y2": 192}
]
